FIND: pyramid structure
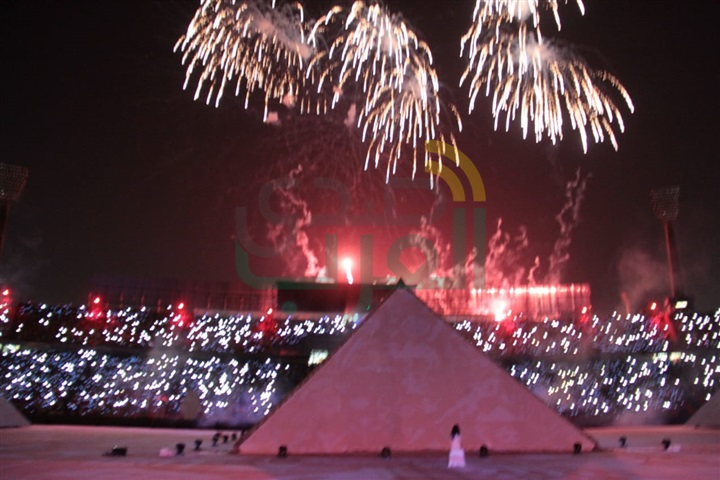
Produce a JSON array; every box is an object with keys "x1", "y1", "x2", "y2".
[
  {"x1": 686, "y1": 393, "x2": 720, "y2": 428},
  {"x1": 238, "y1": 288, "x2": 596, "y2": 454},
  {"x1": 0, "y1": 396, "x2": 30, "y2": 428}
]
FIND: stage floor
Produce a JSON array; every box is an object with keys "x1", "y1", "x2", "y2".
[{"x1": 0, "y1": 424, "x2": 718, "y2": 479}]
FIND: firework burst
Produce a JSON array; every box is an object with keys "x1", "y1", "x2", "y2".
[
  {"x1": 471, "y1": 0, "x2": 585, "y2": 35},
  {"x1": 461, "y1": 16, "x2": 633, "y2": 151},
  {"x1": 311, "y1": 1, "x2": 462, "y2": 180},
  {"x1": 175, "y1": 0, "x2": 320, "y2": 121}
]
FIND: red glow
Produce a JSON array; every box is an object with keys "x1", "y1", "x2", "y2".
[
  {"x1": 418, "y1": 283, "x2": 591, "y2": 320},
  {"x1": 87, "y1": 296, "x2": 104, "y2": 320},
  {"x1": 177, "y1": 302, "x2": 185, "y2": 310},
  {"x1": 493, "y1": 300, "x2": 509, "y2": 322},
  {"x1": 341, "y1": 257, "x2": 354, "y2": 285}
]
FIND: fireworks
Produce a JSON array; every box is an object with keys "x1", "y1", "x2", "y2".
[
  {"x1": 311, "y1": 1, "x2": 461, "y2": 179},
  {"x1": 460, "y1": 32, "x2": 633, "y2": 152},
  {"x1": 471, "y1": 0, "x2": 586, "y2": 36},
  {"x1": 176, "y1": 0, "x2": 461, "y2": 180},
  {"x1": 174, "y1": 0, "x2": 318, "y2": 121},
  {"x1": 461, "y1": 1, "x2": 633, "y2": 152},
  {"x1": 176, "y1": 0, "x2": 633, "y2": 172}
]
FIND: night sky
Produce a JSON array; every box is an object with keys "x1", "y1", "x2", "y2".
[{"x1": 1, "y1": 0, "x2": 718, "y2": 313}]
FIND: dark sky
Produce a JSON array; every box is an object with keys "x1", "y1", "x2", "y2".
[{"x1": 1, "y1": 0, "x2": 718, "y2": 313}]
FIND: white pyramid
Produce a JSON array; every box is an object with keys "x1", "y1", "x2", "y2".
[
  {"x1": 687, "y1": 393, "x2": 720, "y2": 428},
  {"x1": 238, "y1": 288, "x2": 596, "y2": 454},
  {"x1": 0, "y1": 396, "x2": 30, "y2": 428}
]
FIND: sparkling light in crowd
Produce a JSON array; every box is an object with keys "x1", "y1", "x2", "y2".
[
  {"x1": 311, "y1": 1, "x2": 462, "y2": 180},
  {"x1": 1, "y1": 302, "x2": 717, "y2": 424}
]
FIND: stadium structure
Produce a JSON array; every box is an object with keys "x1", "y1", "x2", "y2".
[{"x1": 0, "y1": 274, "x2": 717, "y2": 431}]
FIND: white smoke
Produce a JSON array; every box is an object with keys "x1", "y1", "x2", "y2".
[
  {"x1": 344, "y1": 103, "x2": 357, "y2": 128},
  {"x1": 265, "y1": 111, "x2": 281, "y2": 125},
  {"x1": 484, "y1": 219, "x2": 530, "y2": 288},
  {"x1": 282, "y1": 93, "x2": 296, "y2": 108},
  {"x1": 546, "y1": 168, "x2": 590, "y2": 284},
  {"x1": 265, "y1": 165, "x2": 323, "y2": 278},
  {"x1": 251, "y1": 3, "x2": 313, "y2": 61},
  {"x1": 618, "y1": 248, "x2": 668, "y2": 312},
  {"x1": 527, "y1": 256, "x2": 541, "y2": 285}
]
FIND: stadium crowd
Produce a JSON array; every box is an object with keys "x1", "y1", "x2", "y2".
[{"x1": 1, "y1": 301, "x2": 717, "y2": 426}]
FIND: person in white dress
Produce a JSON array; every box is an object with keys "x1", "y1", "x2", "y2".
[{"x1": 448, "y1": 424, "x2": 466, "y2": 468}]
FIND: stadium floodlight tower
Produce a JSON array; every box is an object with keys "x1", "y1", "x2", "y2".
[
  {"x1": 650, "y1": 186, "x2": 683, "y2": 301},
  {"x1": 0, "y1": 163, "x2": 29, "y2": 265}
]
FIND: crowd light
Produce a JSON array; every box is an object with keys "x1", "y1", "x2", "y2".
[{"x1": 0, "y1": 302, "x2": 717, "y2": 425}]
